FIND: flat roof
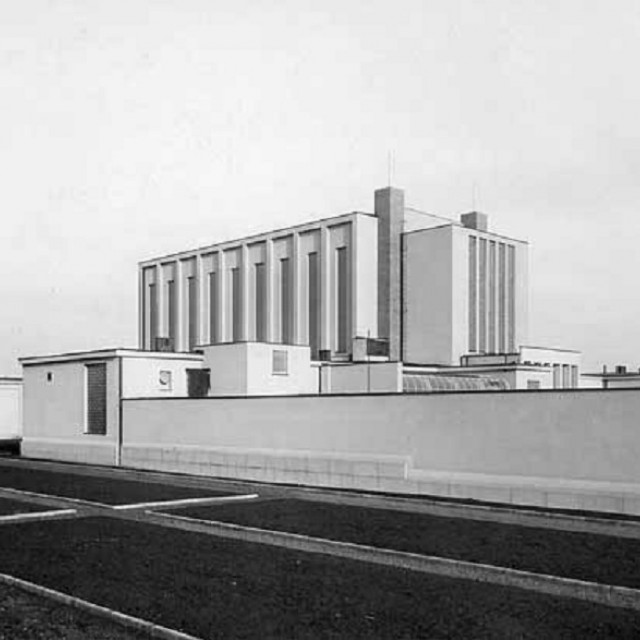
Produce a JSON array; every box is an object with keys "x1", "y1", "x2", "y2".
[
  {"x1": 582, "y1": 372, "x2": 640, "y2": 379},
  {"x1": 402, "y1": 222, "x2": 528, "y2": 245},
  {"x1": 139, "y1": 210, "x2": 374, "y2": 266},
  {"x1": 404, "y1": 364, "x2": 551, "y2": 374},
  {"x1": 20, "y1": 348, "x2": 204, "y2": 366},
  {"x1": 520, "y1": 345, "x2": 581, "y2": 354}
]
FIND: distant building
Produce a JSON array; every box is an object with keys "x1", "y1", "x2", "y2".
[{"x1": 582, "y1": 365, "x2": 640, "y2": 389}]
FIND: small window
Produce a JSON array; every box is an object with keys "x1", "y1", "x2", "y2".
[
  {"x1": 46, "y1": 372, "x2": 54, "y2": 383},
  {"x1": 85, "y1": 363, "x2": 107, "y2": 435},
  {"x1": 158, "y1": 370, "x2": 173, "y2": 391},
  {"x1": 527, "y1": 380, "x2": 541, "y2": 390},
  {"x1": 272, "y1": 350, "x2": 288, "y2": 375}
]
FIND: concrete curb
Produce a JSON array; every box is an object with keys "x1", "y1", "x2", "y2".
[
  {"x1": 0, "y1": 572, "x2": 203, "y2": 640},
  {"x1": 112, "y1": 493, "x2": 259, "y2": 511},
  {"x1": 296, "y1": 491, "x2": 640, "y2": 539},
  {"x1": 152, "y1": 512, "x2": 640, "y2": 611}
]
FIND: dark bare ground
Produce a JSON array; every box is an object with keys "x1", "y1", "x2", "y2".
[
  {"x1": 0, "y1": 581, "x2": 147, "y2": 640},
  {"x1": 1, "y1": 517, "x2": 640, "y2": 639},
  {"x1": 173, "y1": 497, "x2": 640, "y2": 588}
]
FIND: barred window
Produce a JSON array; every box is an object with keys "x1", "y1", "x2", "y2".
[{"x1": 86, "y1": 363, "x2": 107, "y2": 435}]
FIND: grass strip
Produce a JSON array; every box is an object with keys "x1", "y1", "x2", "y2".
[
  {"x1": 173, "y1": 498, "x2": 640, "y2": 588},
  {"x1": 0, "y1": 466, "x2": 230, "y2": 505},
  {"x1": 1, "y1": 516, "x2": 640, "y2": 639},
  {"x1": 0, "y1": 498, "x2": 48, "y2": 517},
  {"x1": 0, "y1": 580, "x2": 148, "y2": 640}
]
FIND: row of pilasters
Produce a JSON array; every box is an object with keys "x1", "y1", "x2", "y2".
[{"x1": 140, "y1": 223, "x2": 359, "y2": 356}]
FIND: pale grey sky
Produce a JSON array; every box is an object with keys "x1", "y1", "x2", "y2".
[{"x1": 2, "y1": 0, "x2": 639, "y2": 374}]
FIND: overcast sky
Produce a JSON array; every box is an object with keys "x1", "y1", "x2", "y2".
[{"x1": 2, "y1": 0, "x2": 639, "y2": 375}]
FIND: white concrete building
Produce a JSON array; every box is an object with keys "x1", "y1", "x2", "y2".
[
  {"x1": 138, "y1": 211, "x2": 378, "y2": 362},
  {"x1": 582, "y1": 365, "x2": 640, "y2": 389},
  {"x1": 137, "y1": 186, "x2": 549, "y2": 392},
  {"x1": 19, "y1": 349, "x2": 203, "y2": 465}
]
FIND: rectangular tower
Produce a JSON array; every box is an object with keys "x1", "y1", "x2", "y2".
[{"x1": 375, "y1": 187, "x2": 404, "y2": 361}]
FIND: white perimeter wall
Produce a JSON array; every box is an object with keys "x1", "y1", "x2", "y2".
[
  {"x1": 122, "y1": 389, "x2": 640, "y2": 514},
  {"x1": 321, "y1": 362, "x2": 402, "y2": 394},
  {"x1": 0, "y1": 381, "x2": 22, "y2": 439}
]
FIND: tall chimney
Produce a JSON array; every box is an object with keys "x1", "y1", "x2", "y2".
[{"x1": 375, "y1": 187, "x2": 404, "y2": 361}]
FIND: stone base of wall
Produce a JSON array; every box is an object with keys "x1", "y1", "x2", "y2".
[
  {"x1": 20, "y1": 439, "x2": 640, "y2": 516},
  {"x1": 121, "y1": 443, "x2": 640, "y2": 516},
  {"x1": 121, "y1": 443, "x2": 409, "y2": 493},
  {"x1": 22, "y1": 438, "x2": 116, "y2": 467}
]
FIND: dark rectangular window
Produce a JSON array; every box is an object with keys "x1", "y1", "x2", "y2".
[
  {"x1": 308, "y1": 252, "x2": 320, "y2": 359},
  {"x1": 498, "y1": 243, "x2": 506, "y2": 352},
  {"x1": 231, "y1": 267, "x2": 242, "y2": 342},
  {"x1": 468, "y1": 236, "x2": 477, "y2": 352},
  {"x1": 336, "y1": 247, "x2": 349, "y2": 353},
  {"x1": 571, "y1": 365, "x2": 578, "y2": 388},
  {"x1": 553, "y1": 363, "x2": 561, "y2": 388},
  {"x1": 167, "y1": 280, "x2": 176, "y2": 350},
  {"x1": 187, "y1": 276, "x2": 197, "y2": 350},
  {"x1": 508, "y1": 245, "x2": 516, "y2": 352},
  {"x1": 187, "y1": 369, "x2": 210, "y2": 398},
  {"x1": 488, "y1": 242, "x2": 496, "y2": 353},
  {"x1": 255, "y1": 263, "x2": 266, "y2": 342},
  {"x1": 148, "y1": 283, "x2": 157, "y2": 350},
  {"x1": 479, "y1": 238, "x2": 487, "y2": 352},
  {"x1": 280, "y1": 258, "x2": 292, "y2": 344},
  {"x1": 86, "y1": 363, "x2": 107, "y2": 435},
  {"x1": 208, "y1": 271, "x2": 218, "y2": 344}
]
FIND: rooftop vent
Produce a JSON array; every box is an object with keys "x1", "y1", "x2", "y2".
[
  {"x1": 615, "y1": 365, "x2": 627, "y2": 375},
  {"x1": 460, "y1": 211, "x2": 488, "y2": 232}
]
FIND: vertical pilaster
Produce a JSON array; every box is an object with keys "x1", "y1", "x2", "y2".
[
  {"x1": 350, "y1": 220, "x2": 358, "y2": 348},
  {"x1": 292, "y1": 232, "x2": 302, "y2": 345},
  {"x1": 265, "y1": 238, "x2": 274, "y2": 343},
  {"x1": 240, "y1": 244, "x2": 250, "y2": 341},
  {"x1": 320, "y1": 226, "x2": 331, "y2": 353},
  {"x1": 138, "y1": 267, "x2": 145, "y2": 349},
  {"x1": 218, "y1": 251, "x2": 227, "y2": 342},
  {"x1": 174, "y1": 260, "x2": 184, "y2": 351},
  {"x1": 196, "y1": 254, "x2": 206, "y2": 347},
  {"x1": 156, "y1": 264, "x2": 165, "y2": 342}
]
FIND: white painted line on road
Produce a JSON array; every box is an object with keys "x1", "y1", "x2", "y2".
[
  {"x1": 112, "y1": 493, "x2": 260, "y2": 511},
  {"x1": 0, "y1": 572, "x2": 203, "y2": 640},
  {"x1": 0, "y1": 509, "x2": 77, "y2": 524}
]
